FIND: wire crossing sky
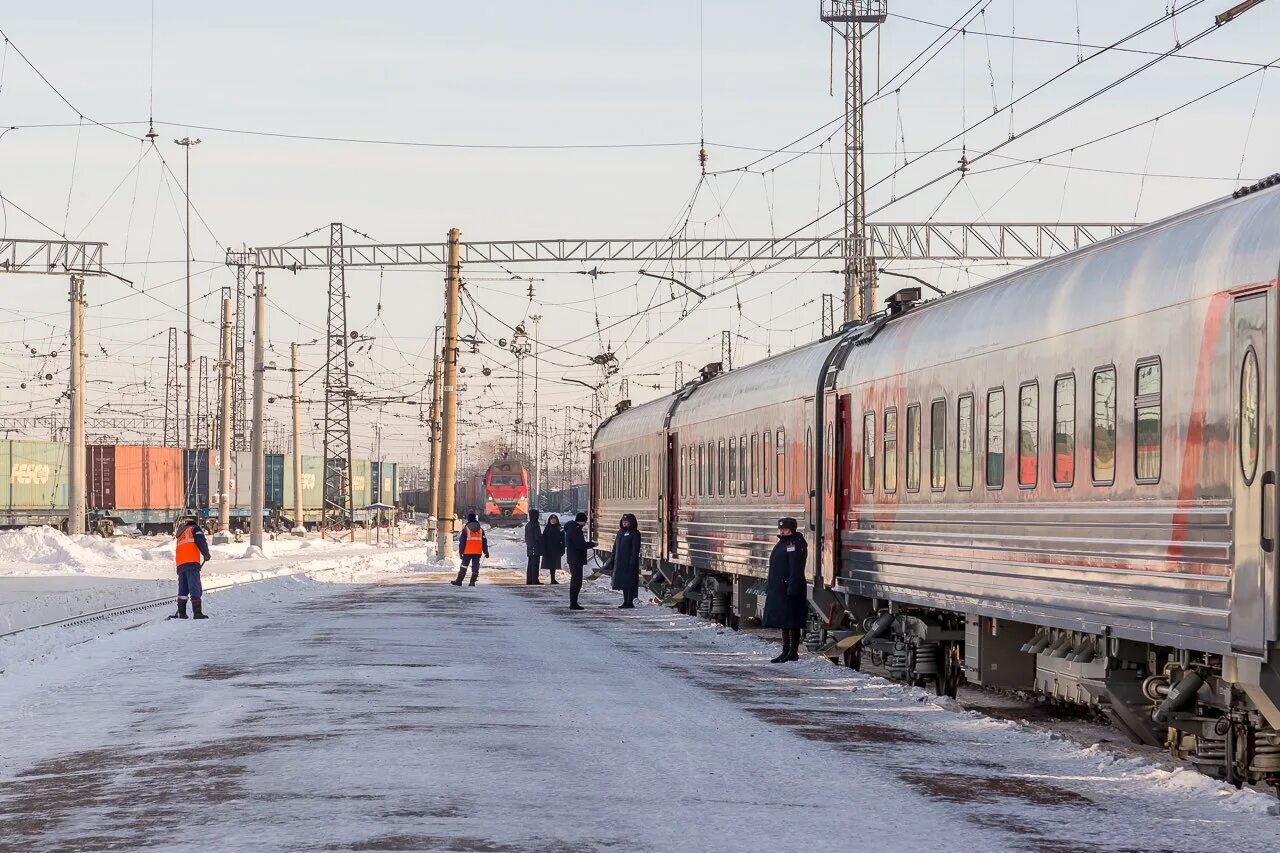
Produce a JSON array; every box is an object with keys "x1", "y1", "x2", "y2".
[{"x1": 0, "y1": 1, "x2": 1276, "y2": 464}]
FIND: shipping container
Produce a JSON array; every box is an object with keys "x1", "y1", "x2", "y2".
[
  {"x1": 371, "y1": 461, "x2": 398, "y2": 505},
  {"x1": 88, "y1": 444, "x2": 117, "y2": 510},
  {"x1": 350, "y1": 458, "x2": 372, "y2": 509},
  {"x1": 232, "y1": 451, "x2": 253, "y2": 508},
  {"x1": 265, "y1": 454, "x2": 285, "y2": 510},
  {"x1": 301, "y1": 455, "x2": 324, "y2": 515},
  {"x1": 7, "y1": 440, "x2": 70, "y2": 512},
  {"x1": 183, "y1": 449, "x2": 211, "y2": 510},
  {"x1": 0, "y1": 439, "x2": 70, "y2": 527}
]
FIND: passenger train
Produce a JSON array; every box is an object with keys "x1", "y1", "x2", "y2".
[{"x1": 591, "y1": 174, "x2": 1280, "y2": 787}]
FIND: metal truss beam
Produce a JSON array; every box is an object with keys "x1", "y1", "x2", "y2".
[
  {"x1": 235, "y1": 223, "x2": 1138, "y2": 270},
  {"x1": 0, "y1": 238, "x2": 106, "y2": 275}
]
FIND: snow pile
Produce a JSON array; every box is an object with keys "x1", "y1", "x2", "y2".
[{"x1": 0, "y1": 527, "x2": 153, "y2": 572}]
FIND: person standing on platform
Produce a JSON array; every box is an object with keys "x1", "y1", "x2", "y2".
[
  {"x1": 169, "y1": 516, "x2": 212, "y2": 620},
  {"x1": 524, "y1": 508, "x2": 544, "y2": 584},
  {"x1": 541, "y1": 513, "x2": 565, "y2": 585},
  {"x1": 608, "y1": 513, "x2": 642, "y2": 609},
  {"x1": 763, "y1": 517, "x2": 808, "y2": 663},
  {"x1": 563, "y1": 512, "x2": 596, "y2": 611},
  {"x1": 451, "y1": 512, "x2": 489, "y2": 587}
]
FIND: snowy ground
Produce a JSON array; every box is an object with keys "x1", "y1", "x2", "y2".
[
  {"x1": 0, "y1": 532, "x2": 1277, "y2": 851},
  {"x1": 0, "y1": 526, "x2": 433, "y2": 634}
]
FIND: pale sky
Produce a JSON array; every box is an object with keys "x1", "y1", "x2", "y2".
[{"x1": 1, "y1": 1, "x2": 1277, "y2": 471}]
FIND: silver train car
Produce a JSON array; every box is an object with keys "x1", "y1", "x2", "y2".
[{"x1": 591, "y1": 174, "x2": 1280, "y2": 787}]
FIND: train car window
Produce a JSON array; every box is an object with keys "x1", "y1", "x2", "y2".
[
  {"x1": 1242, "y1": 348, "x2": 1260, "y2": 485},
  {"x1": 958, "y1": 395, "x2": 974, "y2": 491},
  {"x1": 711, "y1": 440, "x2": 721, "y2": 494},
  {"x1": 906, "y1": 405, "x2": 921, "y2": 492},
  {"x1": 729, "y1": 437, "x2": 738, "y2": 496},
  {"x1": 763, "y1": 430, "x2": 773, "y2": 495},
  {"x1": 825, "y1": 423, "x2": 834, "y2": 495},
  {"x1": 1135, "y1": 359, "x2": 1162, "y2": 483},
  {"x1": 986, "y1": 389, "x2": 1005, "y2": 489},
  {"x1": 1092, "y1": 368, "x2": 1116, "y2": 485},
  {"x1": 1019, "y1": 383, "x2": 1039, "y2": 487},
  {"x1": 930, "y1": 399, "x2": 946, "y2": 491},
  {"x1": 739, "y1": 434, "x2": 747, "y2": 495},
  {"x1": 862, "y1": 412, "x2": 876, "y2": 493},
  {"x1": 680, "y1": 446, "x2": 687, "y2": 496},
  {"x1": 1054, "y1": 375, "x2": 1076, "y2": 486},
  {"x1": 718, "y1": 439, "x2": 727, "y2": 496},
  {"x1": 883, "y1": 409, "x2": 898, "y2": 493},
  {"x1": 805, "y1": 427, "x2": 813, "y2": 494},
  {"x1": 751, "y1": 433, "x2": 760, "y2": 495},
  {"x1": 776, "y1": 428, "x2": 785, "y2": 496},
  {"x1": 644, "y1": 454, "x2": 650, "y2": 498},
  {"x1": 697, "y1": 444, "x2": 704, "y2": 497}
]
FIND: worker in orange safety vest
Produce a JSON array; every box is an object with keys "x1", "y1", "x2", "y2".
[
  {"x1": 451, "y1": 512, "x2": 490, "y2": 587},
  {"x1": 170, "y1": 516, "x2": 212, "y2": 619}
]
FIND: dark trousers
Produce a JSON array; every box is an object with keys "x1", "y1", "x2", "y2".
[
  {"x1": 621, "y1": 582, "x2": 638, "y2": 607},
  {"x1": 456, "y1": 554, "x2": 481, "y2": 584},
  {"x1": 568, "y1": 562, "x2": 585, "y2": 606},
  {"x1": 526, "y1": 555, "x2": 541, "y2": 584}
]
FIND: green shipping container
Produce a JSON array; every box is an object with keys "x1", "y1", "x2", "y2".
[
  {"x1": 351, "y1": 458, "x2": 372, "y2": 508},
  {"x1": 301, "y1": 455, "x2": 324, "y2": 512},
  {"x1": 5, "y1": 439, "x2": 70, "y2": 511}
]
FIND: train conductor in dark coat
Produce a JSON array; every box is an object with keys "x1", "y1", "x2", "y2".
[
  {"x1": 609, "y1": 512, "x2": 642, "y2": 608},
  {"x1": 763, "y1": 516, "x2": 808, "y2": 663}
]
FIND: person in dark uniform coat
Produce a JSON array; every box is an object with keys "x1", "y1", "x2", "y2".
[
  {"x1": 563, "y1": 512, "x2": 596, "y2": 610},
  {"x1": 762, "y1": 517, "x2": 808, "y2": 663},
  {"x1": 524, "y1": 509, "x2": 544, "y2": 584},
  {"x1": 541, "y1": 514, "x2": 565, "y2": 585},
  {"x1": 608, "y1": 513, "x2": 642, "y2": 609}
]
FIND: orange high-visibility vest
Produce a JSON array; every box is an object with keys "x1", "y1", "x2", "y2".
[
  {"x1": 463, "y1": 527, "x2": 484, "y2": 555},
  {"x1": 175, "y1": 526, "x2": 202, "y2": 567}
]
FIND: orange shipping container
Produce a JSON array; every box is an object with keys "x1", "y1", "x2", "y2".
[{"x1": 113, "y1": 445, "x2": 184, "y2": 510}]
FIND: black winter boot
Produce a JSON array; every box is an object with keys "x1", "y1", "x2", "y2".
[
  {"x1": 168, "y1": 599, "x2": 188, "y2": 620},
  {"x1": 192, "y1": 599, "x2": 208, "y2": 620},
  {"x1": 770, "y1": 630, "x2": 792, "y2": 664},
  {"x1": 783, "y1": 628, "x2": 801, "y2": 661}
]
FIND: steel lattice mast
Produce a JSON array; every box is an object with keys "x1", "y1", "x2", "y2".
[
  {"x1": 821, "y1": 1, "x2": 886, "y2": 322},
  {"x1": 322, "y1": 223, "x2": 355, "y2": 534}
]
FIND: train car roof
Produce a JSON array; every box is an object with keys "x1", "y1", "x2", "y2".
[
  {"x1": 596, "y1": 333, "x2": 850, "y2": 448},
  {"x1": 837, "y1": 180, "x2": 1280, "y2": 383}
]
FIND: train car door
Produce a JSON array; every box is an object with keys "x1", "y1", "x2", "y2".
[
  {"x1": 820, "y1": 393, "x2": 838, "y2": 585},
  {"x1": 1231, "y1": 292, "x2": 1274, "y2": 657},
  {"x1": 665, "y1": 432, "x2": 679, "y2": 561},
  {"x1": 589, "y1": 451, "x2": 600, "y2": 546}
]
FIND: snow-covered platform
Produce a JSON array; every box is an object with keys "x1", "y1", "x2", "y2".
[{"x1": 0, "y1": 547, "x2": 1276, "y2": 849}]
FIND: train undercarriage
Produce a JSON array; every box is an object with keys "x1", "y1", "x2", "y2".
[{"x1": 647, "y1": 559, "x2": 1280, "y2": 791}]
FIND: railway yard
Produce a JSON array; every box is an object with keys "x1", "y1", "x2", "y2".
[{"x1": 7, "y1": 1, "x2": 1280, "y2": 849}]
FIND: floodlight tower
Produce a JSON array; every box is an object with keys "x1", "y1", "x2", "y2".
[{"x1": 820, "y1": 1, "x2": 886, "y2": 323}]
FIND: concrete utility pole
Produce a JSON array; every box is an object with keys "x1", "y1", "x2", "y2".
[
  {"x1": 250, "y1": 269, "x2": 266, "y2": 551},
  {"x1": 214, "y1": 295, "x2": 233, "y2": 543},
  {"x1": 175, "y1": 137, "x2": 201, "y2": 448},
  {"x1": 67, "y1": 275, "x2": 86, "y2": 535},
  {"x1": 531, "y1": 313, "x2": 541, "y2": 506},
  {"x1": 434, "y1": 228, "x2": 462, "y2": 562},
  {"x1": 291, "y1": 342, "x2": 304, "y2": 535},
  {"x1": 429, "y1": 351, "x2": 442, "y2": 516}
]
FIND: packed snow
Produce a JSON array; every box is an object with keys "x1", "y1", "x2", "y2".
[{"x1": 0, "y1": 529, "x2": 1276, "y2": 850}]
